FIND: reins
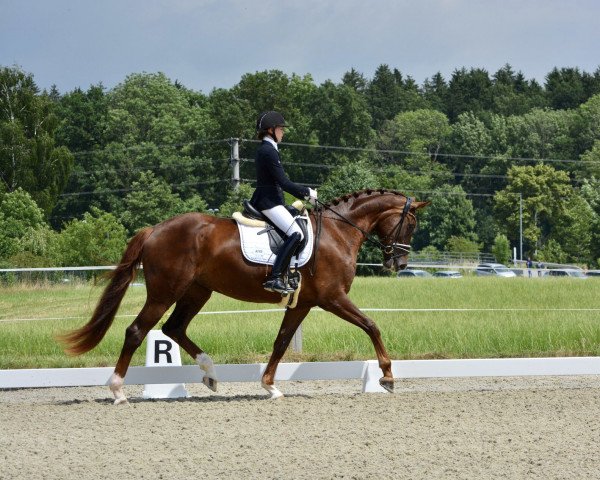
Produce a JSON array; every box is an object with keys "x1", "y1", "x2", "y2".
[
  {"x1": 309, "y1": 196, "x2": 414, "y2": 274},
  {"x1": 314, "y1": 199, "x2": 386, "y2": 250},
  {"x1": 309, "y1": 205, "x2": 323, "y2": 276}
]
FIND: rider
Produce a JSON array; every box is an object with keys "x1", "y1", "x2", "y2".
[{"x1": 250, "y1": 111, "x2": 318, "y2": 294}]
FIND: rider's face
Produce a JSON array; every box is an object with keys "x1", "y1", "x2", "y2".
[{"x1": 274, "y1": 126, "x2": 285, "y2": 143}]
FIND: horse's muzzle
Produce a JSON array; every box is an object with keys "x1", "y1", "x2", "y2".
[{"x1": 383, "y1": 257, "x2": 408, "y2": 272}]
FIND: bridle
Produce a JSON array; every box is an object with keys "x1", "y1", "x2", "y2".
[
  {"x1": 314, "y1": 197, "x2": 415, "y2": 261},
  {"x1": 380, "y1": 197, "x2": 414, "y2": 259}
]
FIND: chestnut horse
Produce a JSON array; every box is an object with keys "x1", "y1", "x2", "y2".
[{"x1": 60, "y1": 189, "x2": 428, "y2": 403}]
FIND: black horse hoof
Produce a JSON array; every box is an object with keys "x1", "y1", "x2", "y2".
[{"x1": 379, "y1": 378, "x2": 394, "y2": 393}]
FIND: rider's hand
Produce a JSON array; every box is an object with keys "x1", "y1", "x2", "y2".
[{"x1": 307, "y1": 188, "x2": 318, "y2": 205}]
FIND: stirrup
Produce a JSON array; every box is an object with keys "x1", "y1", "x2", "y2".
[{"x1": 263, "y1": 277, "x2": 294, "y2": 294}]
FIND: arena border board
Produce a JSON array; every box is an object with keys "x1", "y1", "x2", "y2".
[{"x1": 1, "y1": 357, "x2": 599, "y2": 393}]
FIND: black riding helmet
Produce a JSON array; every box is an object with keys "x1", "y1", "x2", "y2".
[{"x1": 256, "y1": 111, "x2": 289, "y2": 132}]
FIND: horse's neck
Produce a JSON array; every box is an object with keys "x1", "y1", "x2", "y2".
[
  {"x1": 320, "y1": 197, "x2": 387, "y2": 252},
  {"x1": 331, "y1": 197, "x2": 386, "y2": 233}
]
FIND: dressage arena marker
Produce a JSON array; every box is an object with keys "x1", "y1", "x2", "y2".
[
  {"x1": 142, "y1": 330, "x2": 189, "y2": 399},
  {"x1": 2, "y1": 357, "x2": 599, "y2": 393}
]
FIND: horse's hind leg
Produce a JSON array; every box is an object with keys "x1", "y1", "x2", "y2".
[
  {"x1": 161, "y1": 284, "x2": 218, "y2": 392},
  {"x1": 109, "y1": 300, "x2": 170, "y2": 405},
  {"x1": 262, "y1": 305, "x2": 311, "y2": 399},
  {"x1": 322, "y1": 294, "x2": 394, "y2": 392}
]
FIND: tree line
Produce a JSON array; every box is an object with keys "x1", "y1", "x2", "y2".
[{"x1": 1, "y1": 63, "x2": 600, "y2": 268}]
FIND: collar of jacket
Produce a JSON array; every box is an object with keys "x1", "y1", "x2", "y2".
[{"x1": 263, "y1": 137, "x2": 278, "y2": 151}]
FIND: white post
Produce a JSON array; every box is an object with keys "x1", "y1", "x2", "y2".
[
  {"x1": 362, "y1": 360, "x2": 387, "y2": 393},
  {"x1": 292, "y1": 325, "x2": 303, "y2": 353},
  {"x1": 231, "y1": 138, "x2": 240, "y2": 191},
  {"x1": 519, "y1": 192, "x2": 523, "y2": 261}
]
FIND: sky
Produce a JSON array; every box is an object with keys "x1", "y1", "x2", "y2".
[{"x1": 1, "y1": 0, "x2": 599, "y2": 94}]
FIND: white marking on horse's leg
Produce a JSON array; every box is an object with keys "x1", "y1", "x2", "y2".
[
  {"x1": 261, "y1": 381, "x2": 284, "y2": 400},
  {"x1": 196, "y1": 353, "x2": 218, "y2": 392},
  {"x1": 109, "y1": 373, "x2": 128, "y2": 405}
]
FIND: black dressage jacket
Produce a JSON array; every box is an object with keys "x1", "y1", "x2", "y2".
[{"x1": 250, "y1": 140, "x2": 310, "y2": 211}]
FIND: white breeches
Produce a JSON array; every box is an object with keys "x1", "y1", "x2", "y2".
[{"x1": 261, "y1": 205, "x2": 304, "y2": 241}]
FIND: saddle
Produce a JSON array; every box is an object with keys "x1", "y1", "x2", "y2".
[
  {"x1": 232, "y1": 200, "x2": 313, "y2": 308},
  {"x1": 234, "y1": 200, "x2": 309, "y2": 256}
]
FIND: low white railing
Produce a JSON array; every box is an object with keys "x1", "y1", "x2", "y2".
[{"x1": 2, "y1": 357, "x2": 600, "y2": 394}]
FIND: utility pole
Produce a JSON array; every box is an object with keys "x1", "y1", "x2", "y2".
[
  {"x1": 519, "y1": 193, "x2": 523, "y2": 261},
  {"x1": 230, "y1": 138, "x2": 240, "y2": 191}
]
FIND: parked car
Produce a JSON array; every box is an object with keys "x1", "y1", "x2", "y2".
[
  {"x1": 544, "y1": 268, "x2": 587, "y2": 279},
  {"x1": 397, "y1": 269, "x2": 432, "y2": 278},
  {"x1": 433, "y1": 270, "x2": 463, "y2": 278},
  {"x1": 585, "y1": 270, "x2": 600, "y2": 277},
  {"x1": 475, "y1": 263, "x2": 517, "y2": 277}
]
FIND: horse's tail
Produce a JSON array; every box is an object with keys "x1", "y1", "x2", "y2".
[{"x1": 57, "y1": 227, "x2": 154, "y2": 356}]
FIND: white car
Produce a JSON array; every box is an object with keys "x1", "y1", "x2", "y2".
[{"x1": 475, "y1": 263, "x2": 517, "y2": 277}]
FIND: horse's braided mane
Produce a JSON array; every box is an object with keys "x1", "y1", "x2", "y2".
[{"x1": 316, "y1": 189, "x2": 407, "y2": 211}]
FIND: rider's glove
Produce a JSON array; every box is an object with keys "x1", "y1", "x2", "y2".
[{"x1": 307, "y1": 188, "x2": 318, "y2": 205}]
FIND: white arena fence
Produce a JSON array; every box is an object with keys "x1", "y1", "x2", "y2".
[
  {"x1": 0, "y1": 262, "x2": 504, "y2": 283},
  {"x1": 2, "y1": 357, "x2": 600, "y2": 394}
]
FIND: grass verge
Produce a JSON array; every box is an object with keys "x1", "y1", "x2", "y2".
[{"x1": 0, "y1": 277, "x2": 598, "y2": 368}]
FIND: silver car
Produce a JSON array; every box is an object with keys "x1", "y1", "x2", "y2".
[
  {"x1": 433, "y1": 270, "x2": 463, "y2": 278},
  {"x1": 475, "y1": 263, "x2": 517, "y2": 277},
  {"x1": 397, "y1": 269, "x2": 432, "y2": 278},
  {"x1": 544, "y1": 269, "x2": 587, "y2": 279}
]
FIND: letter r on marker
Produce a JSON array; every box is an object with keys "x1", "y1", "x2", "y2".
[{"x1": 155, "y1": 340, "x2": 173, "y2": 363}]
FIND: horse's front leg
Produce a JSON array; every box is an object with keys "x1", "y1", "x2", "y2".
[
  {"x1": 262, "y1": 306, "x2": 311, "y2": 399},
  {"x1": 322, "y1": 294, "x2": 394, "y2": 392}
]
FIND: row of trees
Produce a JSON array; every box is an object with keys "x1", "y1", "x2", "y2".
[{"x1": 1, "y1": 63, "x2": 600, "y2": 268}]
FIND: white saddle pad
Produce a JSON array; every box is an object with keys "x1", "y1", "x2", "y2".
[{"x1": 236, "y1": 214, "x2": 314, "y2": 267}]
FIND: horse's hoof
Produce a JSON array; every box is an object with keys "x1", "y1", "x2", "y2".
[
  {"x1": 262, "y1": 382, "x2": 284, "y2": 400},
  {"x1": 203, "y1": 376, "x2": 218, "y2": 392},
  {"x1": 113, "y1": 396, "x2": 129, "y2": 406},
  {"x1": 379, "y1": 378, "x2": 394, "y2": 393}
]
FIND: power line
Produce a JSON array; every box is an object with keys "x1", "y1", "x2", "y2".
[
  {"x1": 264, "y1": 139, "x2": 600, "y2": 166},
  {"x1": 68, "y1": 137, "x2": 600, "y2": 165},
  {"x1": 67, "y1": 158, "x2": 229, "y2": 178},
  {"x1": 52, "y1": 138, "x2": 596, "y2": 199},
  {"x1": 70, "y1": 138, "x2": 231, "y2": 156},
  {"x1": 243, "y1": 156, "x2": 586, "y2": 183},
  {"x1": 58, "y1": 179, "x2": 228, "y2": 197},
  {"x1": 55, "y1": 159, "x2": 588, "y2": 200}
]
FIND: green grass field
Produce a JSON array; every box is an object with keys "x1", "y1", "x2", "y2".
[{"x1": 0, "y1": 277, "x2": 599, "y2": 369}]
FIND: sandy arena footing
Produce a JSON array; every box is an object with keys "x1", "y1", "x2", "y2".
[{"x1": 1, "y1": 376, "x2": 600, "y2": 479}]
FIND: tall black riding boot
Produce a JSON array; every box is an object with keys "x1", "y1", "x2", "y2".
[{"x1": 263, "y1": 232, "x2": 302, "y2": 294}]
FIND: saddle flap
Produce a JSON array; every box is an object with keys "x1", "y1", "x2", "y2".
[{"x1": 264, "y1": 218, "x2": 309, "y2": 255}]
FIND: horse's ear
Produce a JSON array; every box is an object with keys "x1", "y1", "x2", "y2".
[{"x1": 412, "y1": 201, "x2": 431, "y2": 210}]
